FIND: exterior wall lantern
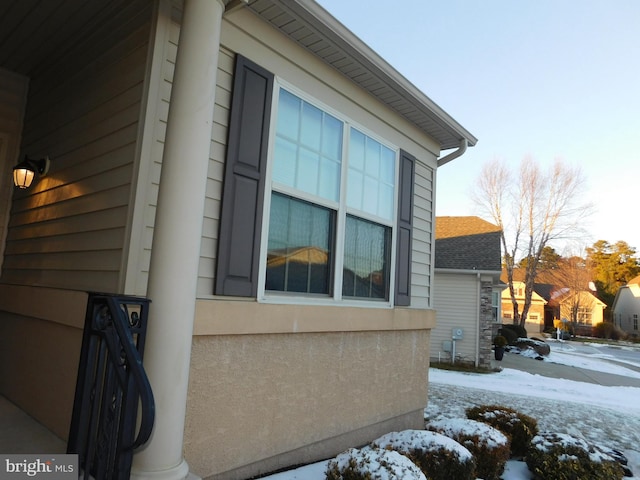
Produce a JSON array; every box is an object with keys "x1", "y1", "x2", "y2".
[{"x1": 13, "y1": 156, "x2": 50, "y2": 189}]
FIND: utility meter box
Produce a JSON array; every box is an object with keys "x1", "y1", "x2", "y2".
[
  {"x1": 452, "y1": 328, "x2": 464, "y2": 340},
  {"x1": 442, "y1": 340, "x2": 452, "y2": 352}
]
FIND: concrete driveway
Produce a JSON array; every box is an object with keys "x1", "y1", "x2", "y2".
[{"x1": 492, "y1": 349, "x2": 640, "y2": 388}]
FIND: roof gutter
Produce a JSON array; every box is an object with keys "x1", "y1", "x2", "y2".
[
  {"x1": 437, "y1": 138, "x2": 468, "y2": 168},
  {"x1": 253, "y1": 0, "x2": 478, "y2": 150},
  {"x1": 435, "y1": 268, "x2": 501, "y2": 277}
]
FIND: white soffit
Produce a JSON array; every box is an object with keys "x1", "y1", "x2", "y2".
[{"x1": 246, "y1": 0, "x2": 477, "y2": 151}]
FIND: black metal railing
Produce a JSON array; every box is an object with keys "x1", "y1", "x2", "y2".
[{"x1": 68, "y1": 293, "x2": 155, "y2": 480}]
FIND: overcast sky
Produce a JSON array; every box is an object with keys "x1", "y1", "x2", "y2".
[{"x1": 316, "y1": 0, "x2": 640, "y2": 255}]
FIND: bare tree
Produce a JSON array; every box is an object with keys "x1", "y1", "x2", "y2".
[
  {"x1": 473, "y1": 157, "x2": 592, "y2": 327},
  {"x1": 550, "y1": 255, "x2": 595, "y2": 334}
]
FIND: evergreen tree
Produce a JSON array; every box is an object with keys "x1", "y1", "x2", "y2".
[{"x1": 586, "y1": 240, "x2": 640, "y2": 308}]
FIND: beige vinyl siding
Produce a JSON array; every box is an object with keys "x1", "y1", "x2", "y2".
[
  {"x1": 2, "y1": 0, "x2": 152, "y2": 293},
  {"x1": 412, "y1": 162, "x2": 435, "y2": 308},
  {"x1": 130, "y1": 3, "x2": 233, "y2": 298},
  {"x1": 196, "y1": 8, "x2": 441, "y2": 302},
  {"x1": 197, "y1": 47, "x2": 234, "y2": 296},
  {"x1": 432, "y1": 272, "x2": 479, "y2": 364},
  {"x1": 0, "y1": 1, "x2": 153, "y2": 439}
]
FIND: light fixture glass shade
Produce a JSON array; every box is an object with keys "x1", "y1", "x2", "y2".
[
  {"x1": 12, "y1": 156, "x2": 50, "y2": 189},
  {"x1": 13, "y1": 166, "x2": 35, "y2": 189}
]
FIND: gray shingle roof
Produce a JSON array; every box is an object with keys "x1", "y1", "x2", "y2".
[{"x1": 435, "y1": 216, "x2": 502, "y2": 271}]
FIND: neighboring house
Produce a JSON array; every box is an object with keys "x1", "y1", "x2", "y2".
[
  {"x1": 532, "y1": 282, "x2": 557, "y2": 330},
  {"x1": 501, "y1": 280, "x2": 548, "y2": 333},
  {"x1": 548, "y1": 288, "x2": 606, "y2": 336},
  {"x1": 432, "y1": 217, "x2": 503, "y2": 368},
  {"x1": 0, "y1": 2, "x2": 476, "y2": 480},
  {"x1": 501, "y1": 267, "x2": 606, "y2": 336},
  {"x1": 612, "y1": 275, "x2": 640, "y2": 336}
]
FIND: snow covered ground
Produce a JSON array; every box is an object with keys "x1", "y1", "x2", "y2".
[{"x1": 261, "y1": 340, "x2": 640, "y2": 480}]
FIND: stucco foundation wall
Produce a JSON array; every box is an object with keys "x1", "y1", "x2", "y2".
[{"x1": 184, "y1": 329, "x2": 430, "y2": 479}]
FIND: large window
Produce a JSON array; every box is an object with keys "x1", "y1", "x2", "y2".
[
  {"x1": 577, "y1": 307, "x2": 592, "y2": 324},
  {"x1": 264, "y1": 88, "x2": 397, "y2": 302}
]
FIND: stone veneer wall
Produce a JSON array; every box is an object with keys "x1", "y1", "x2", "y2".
[{"x1": 479, "y1": 279, "x2": 495, "y2": 368}]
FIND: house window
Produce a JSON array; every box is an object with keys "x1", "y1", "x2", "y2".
[
  {"x1": 492, "y1": 291, "x2": 500, "y2": 322},
  {"x1": 634, "y1": 314, "x2": 638, "y2": 331},
  {"x1": 266, "y1": 193, "x2": 334, "y2": 294},
  {"x1": 342, "y1": 216, "x2": 391, "y2": 299},
  {"x1": 577, "y1": 307, "x2": 592, "y2": 325},
  {"x1": 264, "y1": 87, "x2": 397, "y2": 303}
]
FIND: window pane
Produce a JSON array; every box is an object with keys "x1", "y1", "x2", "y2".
[
  {"x1": 322, "y1": 115, "x2": 343, "y2": 161},
  {"x1": 365, "y1": 138, "x2": 380, "y2": 177},
  {"x1": 301, "y1": 102, "x2": 322, "y2": 150},
  {"x1": 346, "y1": 170, "x2": 363, "y2": 211},
  {"x1": 380, "y1": 147, "x2": 395, "y2": 182},
  {"x1": 274, "y1": 89, "x2": 342, "y2": 201},
  {"x1": 342, "y1": 216, "x2": 390, "y2": 300},
  {"x1": 298, "y1": 148, "x2": 320, "y2": 193},
  {"x1": 272, "y1": 137, "x2": 297, "y2": 187},
  {"x1": 349, "y1": 129, "x2": 365, "y2": 171},
  {"x1": 319, "y1": 156, "x2": 341, "y2": 200},
  {"x1": 347, "y1": 128, "x2": 396, "y2": 221},
  {"x1": 378, "y1": 183, "x2": 394, "y2": 220},
  {"x1": 266, "y1": 193, "x2": 333, "y2": 294},
  {"x1": 363, "y1": 175, "x2": 378, "y2": 216},
  {"x1": 277, "y1": 90, "x2": 300, "y2": 140}
]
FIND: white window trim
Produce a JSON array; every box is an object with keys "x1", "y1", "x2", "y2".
[{"x1": 256, "y1": 79, "x2": 400, "y2": 308}]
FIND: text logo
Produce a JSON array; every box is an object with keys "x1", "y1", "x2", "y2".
[{"x1": 0, "y1": 455, "x2": 77, "y2": 479}]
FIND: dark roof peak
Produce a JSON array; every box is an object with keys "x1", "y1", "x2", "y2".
[
  {"x1": 434, "y1": 216, "x2": 502, "y2": 271},
  {"x1": 436, "y1": 216, "x2": 501, "y2": 239}
]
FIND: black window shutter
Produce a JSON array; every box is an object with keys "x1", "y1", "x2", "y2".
[
  {"x1": 395, "y1": 150, "x2": 415, "y2": 306},
  {"x1": 215, "y1": 55, "x2": 274, "y2": 297}
]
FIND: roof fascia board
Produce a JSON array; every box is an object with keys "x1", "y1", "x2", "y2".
[
  {"x1": 266, "y1": 0, "x2": 478, "y2": 148},
  {"x1": 435, "y1": 268, "x2": 501, "y2": 276}
]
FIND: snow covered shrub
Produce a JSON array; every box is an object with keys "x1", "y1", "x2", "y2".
[
  {"x1": 325, "y1": 446, "x2": 426, "y2": 480},
  {"x1": 372, "y1": 430, "x2": 475, "y2": 480},
  {"x1": 525, "y1": 432, "x2": 626, "y2": 480},
  {"x1": 466, "y1": 404, "x2": 538, "y2": 457},
  {"x1": 427, "y1": 418, "x2": 510, "y2": 480}
]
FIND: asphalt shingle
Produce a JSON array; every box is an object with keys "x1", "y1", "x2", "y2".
[{"x1": 435, "y1": 216, "x2": 502, "y2": 271}]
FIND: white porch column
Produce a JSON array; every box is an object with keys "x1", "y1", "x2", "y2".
[{"x1": 131, "y1": 0, "x2": 227, "y2": 478}]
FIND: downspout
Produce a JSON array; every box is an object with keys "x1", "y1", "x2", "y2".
[
  {"x1": 437, "y1": 138, "x2": 468, "y2": 167},
  {"x1": 475, "y1": 272, "x2": 481, "y2": 367}
]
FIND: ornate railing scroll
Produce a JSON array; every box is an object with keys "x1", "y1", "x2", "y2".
[{"x1": 67, "y1": 293, "x2": 155, "y2": 480}]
